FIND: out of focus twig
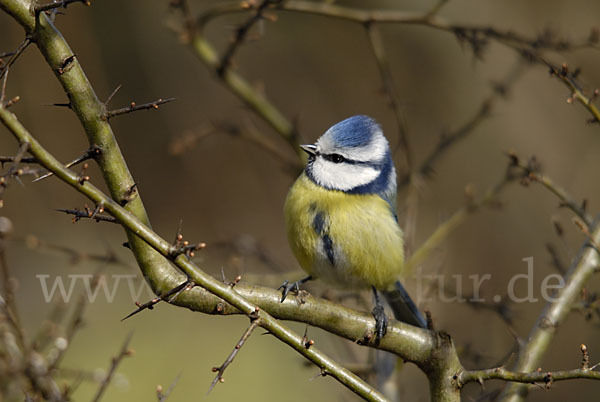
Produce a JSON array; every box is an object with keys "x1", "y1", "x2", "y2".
[{"x1": 91, "y1": 331, "x2": 134, "y2": 402}]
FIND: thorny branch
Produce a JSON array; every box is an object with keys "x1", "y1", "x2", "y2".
[
  {"x1": 156, "y1": 373, "x2": 181, "y2": 402},
  {"x1": 545, "y1": 59, "x2": 600, "y2": 124},
  {"x1": 168, "y1": 119, "x2": 302, "y2": 173},
  {"x1": 216, "y1": 0, "x2": 283, "y2": 76},
  {"x1": 33, "y1": 146, "x2": 100, "y2": 182},
  {"x1": 90, "y1": 331, "x2": 134, "y2": 402},
  {"x1": 0, "y1": 38, "x2": 31, "y2": 79},
  {"x1": 500, "y1": 220, "x2": 600, "y2": 401},
  {"x1": 56, "y1": 207, "x2": 118, "y2": 224},
  {"x1": 121, "y1": 280, "x2": 193, "y2": 321},
  {"x1": 0, "y1": 104, "x2": 388, "y2": 401},
  {"x1": 102, "y1": 97, "x2": 175, "y2": 120},
  {"x1": 508, "y1": 151, "x2": 593, "y2": 227},
  {"x1": 169, "y1": 0, "x2": 304, "y2": 163},
  {"x1": 405, "y1": 164, "x2": 512, "y2": 273},
  {"x1": 398, "y1": 60, "x2": 526, "y2": 189},
  {"x1": 209, "y1": 318, "x2": 259, "y2": 392}
]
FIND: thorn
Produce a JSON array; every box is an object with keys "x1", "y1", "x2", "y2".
[
  {"x1": 57, "y1": 54, "x2": 76, "y2": 75},
  {"x1": 104, "y1": 84, "x2": 122, "y2": 106}
]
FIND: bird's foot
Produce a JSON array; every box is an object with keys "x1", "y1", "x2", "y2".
[
  {"x1": 371, "y1": 304, "x2": 388, "y2": 344},
  {"x1": 278, "y1": 276, "x2": 312, "y2": 302}
]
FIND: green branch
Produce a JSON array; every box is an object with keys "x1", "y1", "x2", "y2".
[
  {"x1": 459, "y1": 365, "x2": 600, "y2": 387},
  {"x1": 499, "y1": 223, "x2": 600, "y2": 401},
  {"x1": 0, "y1": 0, "x2": 179, "y2": 295},
  {"x1": 0, "y1": 103, "x2": 390, "y2": 402}
]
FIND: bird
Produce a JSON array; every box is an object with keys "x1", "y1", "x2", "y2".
[{"x1": 281, "y1": 115, "x2": 427, "y2": 341}]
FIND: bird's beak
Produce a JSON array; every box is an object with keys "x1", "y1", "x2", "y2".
[{"x1": 300, "y1": 144, "x2": 317, "y2": 156}]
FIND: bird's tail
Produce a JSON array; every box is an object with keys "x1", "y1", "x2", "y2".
[{"x1": 382, "y1": 280, "x2": 427, "y2": 329}]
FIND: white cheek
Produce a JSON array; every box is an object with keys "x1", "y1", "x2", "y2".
[{"x1": 312, "y1": 159, "x2": 379, "y2": 191}]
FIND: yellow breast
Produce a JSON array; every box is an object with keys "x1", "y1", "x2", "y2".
[{"x1": 284, "y1": 173, "x2": 404, "y2": 291}]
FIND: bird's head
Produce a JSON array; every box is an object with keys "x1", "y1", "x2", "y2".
[{"x1": 302, "y1": 115, "x2": 396, "y2": 197}]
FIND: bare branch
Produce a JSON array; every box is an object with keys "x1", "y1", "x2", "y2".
[
  {"x1": 156, "y1": 373, "x2": 181, "y2": 402},
  {"x1": 364, "y1": 22, "x2": 411, "y2": 175},
  {"x1": 500, "y1": 221, "x2": 600, "y2": 401},
  {"x1": 33, "y1": 146, "x2": 100, "y2": 182},
  {"x1": 102, "y1": 97, "x2": 175, "y2": 120},
  {"x1": 209, "y1": 319, "x2": 259, "y2": 393},
  {"x1": 545, "y1": 60, "x2": 600, "y2": 125},
  {"x1": 56, "y1": 208, "x2": 118, "y2": 224},
  {"x1": 509, "y1": 152, "x2": 593, "y2": 227},
  {"x1": 91, "y1": 331, "x2": 134, "y2": 402},
  {"x1": 121, "y1": 280, "x2": 193, "y2": 321},
  {"x1": 217, "y1": 0, "x2": 282, "y2": 76},
  {"x1": 458, "y1": 363, "x2": 600, "y2": 388},
  {"x1": 0, "y1": 38, "x2": 31, "y2": 80},
  {"x1": 399, "y1": 60, "x2": 525, "y2": 189},
  {"x1": 170, "y1": 1, "x2": 304, "y2": 162},
  {"x1": 405, "y1": 165, "x2": 513, "y2": 272}
]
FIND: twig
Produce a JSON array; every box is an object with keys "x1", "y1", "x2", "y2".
[
  {"x1": 103, "y1": 84, "x2": 122, "y2": 107},
  {"x1": 90, "y1": 331, "x2": 134, "y2": 402},
  {"x1": 508, "y1": 152, "x2": 593, "y2": 227},
  {"x1": 0, "y1": 236, "x2": 27, "y2": 351},
  {"x1": 56, "y1": 208, "x2": 118, "y2": 224},
  {"x1": 168, "y1": 120, "x2": 301, "y2": 173},
  {"x1": 192, "y1": 1, "x2": 600, "y2": 173},
  {"x1": 34, "y1": 0, "x2": 90, "y2": 14},
  {"x1": 405, "y1": 166, "x2": 512, "y2": 272},
  {"x1": 170, "y1": 1, "x2": 304, "y2": 163},
  {"x1": 47, "y1": 288, "x2": 94, "y2": 370},
  {"x1": 197, "y1": 2, "x2": 598, "y2": 61},
  {"x1": 121, "y1": 280, "x2": 193, "y2": 321},
  {"x1": 0, "y1": 155, "x2": 38, "y2": 164},
  {"x1": 500, "y1": 217, "x2": 600, "y2": 401},
  {"x1": 364, "y1": 22, "x2": 411, "y2": 175},
  {"x1": 398, "y1": 60, "x2": 525, "y2": 189},
  {"x1": 0, "y1": 38, "x2": 31, "y2": 80},
  {"x1": 217, "y1": 0, "x2": 282, "y2": 76},
  {"x1": 5, "y1": 141, "x2": 29, "y2": 176},
  {"x1": 33, "y1": 146, "x2": 100, "y2": 182},
  {"x1": 546, "y1": 243, "x2": 568, "y2": 275},
  {"x1": 0, "y1": 142, "x2": 31, "y2": 207},
  {"x1": 458, "y1": 364, "x2": 600, "y2": 388},
  {"x1": 156, "y1": 373, "x2": 181, "y2": 402},
  {"x1": 545, "y1": 60, "x2": 600, "y2": 125},
  {"x1": 208, "y1": 319, "x2": 259, "y2": 393},
  {"x1": 102, "y1": 97, "x2": 175, "y2": 120}
]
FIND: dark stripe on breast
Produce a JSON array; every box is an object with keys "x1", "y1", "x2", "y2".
[
  {"x1": 322, "y1": 234, "x2": 335, "y2": 265},
  {"x1": 312, "y1": 210, "x2": 335, "y2": 266}
]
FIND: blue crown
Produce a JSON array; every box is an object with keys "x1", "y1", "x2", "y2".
[{"x1": 327, "y1": 115, "x2": 380, "y2": 148}]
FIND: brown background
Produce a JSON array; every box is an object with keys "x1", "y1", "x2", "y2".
[{"x1": 1, "y1": 0, "x2": 600, "y2": 400}]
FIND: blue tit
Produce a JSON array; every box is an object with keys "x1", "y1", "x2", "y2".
[{"x1": 282, "y1": 115, "x2": 427, "y2": 340}]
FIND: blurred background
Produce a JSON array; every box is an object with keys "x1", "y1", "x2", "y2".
[{"x1": 1, "y1": 0, "x2": 600, "y2": 400}]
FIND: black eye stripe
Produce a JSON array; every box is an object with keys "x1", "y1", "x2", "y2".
[
  {"x1": 318, "y1": 152, "x2": 375, "y2": 166},
  {"x1": 322, "y1": 153, "x2": 345, "y2": 163}
]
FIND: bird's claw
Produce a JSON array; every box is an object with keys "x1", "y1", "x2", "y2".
[
  {"x1": 371, "y1": 304, "x2": 388, "y2": 344},
  {"x1": 278, "y1": 280, "x2": 300, "y2": 303}
]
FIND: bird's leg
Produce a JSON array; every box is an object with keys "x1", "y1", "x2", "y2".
[
  {"x1": 371, "y1": 286, "x2": 388, "y2": 344},
  {"x1": 278, "y1": 276, "x2": 312, "y2": 302}
]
